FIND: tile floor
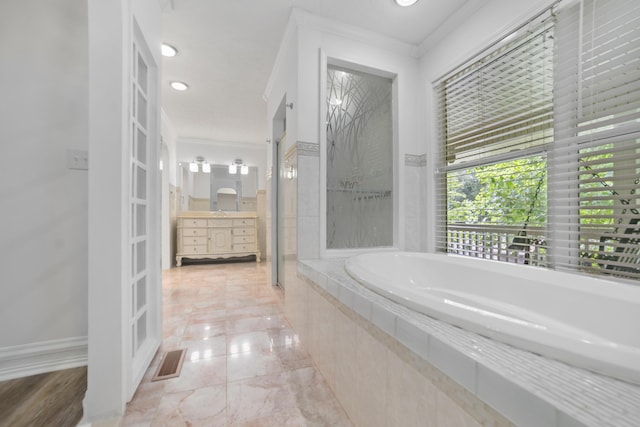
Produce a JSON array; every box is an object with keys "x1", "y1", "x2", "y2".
[{"x1": 122, "y1": 260, "x2": 352, "y2": 426}]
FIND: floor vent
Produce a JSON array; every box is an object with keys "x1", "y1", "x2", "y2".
[{"x1": 151, "y1": 349, "x2": 186, "y2": 381}]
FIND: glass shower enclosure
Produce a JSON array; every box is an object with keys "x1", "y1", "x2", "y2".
[{"x1": 326, "y1": 65, "x2": 393, "y2": 249}]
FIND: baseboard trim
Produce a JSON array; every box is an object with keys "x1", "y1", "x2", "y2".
[{"x1": 0, "y1": 336, "x2": 88, "y2": 381}]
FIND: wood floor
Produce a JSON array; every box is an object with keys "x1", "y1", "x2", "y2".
[{"x1": 0, "y1": 367, "x2": 86, "y2": 427}]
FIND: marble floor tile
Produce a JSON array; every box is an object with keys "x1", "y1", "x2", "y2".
[
  {"x1": 162, "y1": 356, "x2": 226, "y2": 394},
  {"x1": 121, "y1": 395, "x2": 162, "y2": 426},
  {"x1": 273, "y1": 343, "x2": 314, "y2": 371},
  {"x1": 227, "y1": 348, "x2": 283, "y2": 382},
  {"x1": 182, "y1": 320, "x2": 226, "y2": 339},
  {"x1": 181, "y1": 336, "x2": 227, "y2": 361},
  {"x1": 226, "y1": 374, "x2": 299, "y2": 424},
  {"x1": 122, "y1": 261, "x2": 353, "y2": 426},
  {"x1": 152, "y1": 385, "x2": 226, "y2": 426}
]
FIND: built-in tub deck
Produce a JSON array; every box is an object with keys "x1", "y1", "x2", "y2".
[{"x1": 298, "y1": 258, "x2": 640, "y2": 427}]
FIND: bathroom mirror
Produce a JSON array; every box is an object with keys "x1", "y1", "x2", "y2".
[{"x1": 179, "y1": 163, "x2": 258, "y2": 212}]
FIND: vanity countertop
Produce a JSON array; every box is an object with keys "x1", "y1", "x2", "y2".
[{"x1": 177, "y1": 211, "x2": 257, "y2": 218}]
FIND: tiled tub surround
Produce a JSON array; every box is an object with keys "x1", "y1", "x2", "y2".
[
  {"x1": 345, "y1": 252, "x2": 640, "y2": 385},
  {"x1": 292, "y1": 259, "x2": 640, "y2": 427}
]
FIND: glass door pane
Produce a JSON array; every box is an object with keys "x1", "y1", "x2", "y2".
[{"x1": 326, "y1": 66, "x2": 393, "y2": 249}]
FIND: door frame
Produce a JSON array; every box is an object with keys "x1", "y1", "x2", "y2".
[
  {"x1": 85, "y1": 0, "x2": 162, "y2": 421},
  {"x1": 270, "y1": 96, "x2": 287, "y2": 287}
]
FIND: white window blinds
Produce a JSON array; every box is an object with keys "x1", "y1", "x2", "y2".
[
  {"x1": 435, "y1": 13, "x2": 554, "y2": 265},
  {"x1": 437, "y1": 18, "x2": 555, "y2": 166},
  {"x1": 551, "y1": 0, "x2": 640, "y2": 280}
]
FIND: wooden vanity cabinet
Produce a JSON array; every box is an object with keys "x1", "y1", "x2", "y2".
[{"x1": 176, "y1": 212, "x2": 260, "y2": 266}]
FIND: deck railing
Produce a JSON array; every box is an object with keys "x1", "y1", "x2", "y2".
[{"x1": 446, "y1": 224, "x2": 548, "y2": 266}]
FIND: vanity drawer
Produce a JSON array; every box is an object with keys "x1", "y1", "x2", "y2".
[
  {"x1": 182, "y1": 244, "x2": 208, "y2": 254},
  {"x1": 180, "y1": 218, "x2": 207, "y2": 228},
  {"x1": 209, "y1": 219, "x2": 233, "y2": 228},
  {"x1": 182, "y1": 236, "x2": 208, "y2": 246},
  {"x1": 233, "y1": 235, "x2": 255, "y2": 244},
  {"x1": 232, "y1": 218, "x2": 255, "y2": 227},
  {"x1": 232, "y1": 227, "x2": 254, "y2": 236},
  {"x1": 182, "y1": 228, "x2": 207, "y2": 237},
  {"x1": 233, "y1": 243, "x2": 255, "y2": 252}
]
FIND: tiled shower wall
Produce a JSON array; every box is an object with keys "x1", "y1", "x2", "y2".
[
  {"x1": 293, "y1": 142, "x2": 426, "y2": 257},
  {"x1": 297, "y1": 142, "x2": 321, "y2": 259}
]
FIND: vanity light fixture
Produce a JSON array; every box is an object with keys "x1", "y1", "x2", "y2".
[
  {"x1": 229, "y1": 158, "x2": 246, "y2": 174},
  {"x1": 170, "y1": 81, "x2": 189, "y2": 91},
  {"x1": 161, "y1": 43, "x2": 178, "y2": 57},
  {"x1": 188, "y1": 156, "x2": 211, "y2": 173},
  {"x1": 394, "y1": 0, "x2": 419, "y2": 6}
]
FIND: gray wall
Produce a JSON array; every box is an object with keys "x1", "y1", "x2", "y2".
[{"x1": 0, "y1": 0, "x2": 89, "y2": 377}]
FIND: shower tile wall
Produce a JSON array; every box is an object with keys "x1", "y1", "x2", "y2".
[
  {"x1": 297, "y1": 142, "x2": 320, "y2": 260},
  {"x1": 282, "y1": 144, "x2": 424, "y2": 259}
]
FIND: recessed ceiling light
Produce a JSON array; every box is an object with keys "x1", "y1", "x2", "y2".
[
  {"x1": 161, "y1": 43, "x2": 177, "y2": 57},
  {"x1": 170, "y1": 81, "x2": 188, "y2": 91},
  {"x1": 394, "y1": 0, "x2": 419, "y2": 6}
]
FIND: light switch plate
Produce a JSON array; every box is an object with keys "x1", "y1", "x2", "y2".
[{"x1": 67, "y1": 149, "x2": 89, "y2": 170}]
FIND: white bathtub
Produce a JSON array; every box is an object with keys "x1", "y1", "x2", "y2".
[{"x1": 345, "y1": 251, "x2": 640, "y2": 385}]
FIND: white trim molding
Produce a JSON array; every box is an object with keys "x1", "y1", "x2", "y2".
[{"x1": 0, "y1": 337, "x2": 88, "y2": 381}]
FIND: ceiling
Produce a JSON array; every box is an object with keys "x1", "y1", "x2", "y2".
[{"x1": 161, "y1": 0, "x2": 478, "y2": 145}]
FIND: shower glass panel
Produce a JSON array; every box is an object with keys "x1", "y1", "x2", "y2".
[{"x1": 326, "y1": 66, "x2": 393, "y2": 249}]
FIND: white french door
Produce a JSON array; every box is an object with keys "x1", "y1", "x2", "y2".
[{"x1": 128, "y1": 27, "x2": 161, "y2": 398}]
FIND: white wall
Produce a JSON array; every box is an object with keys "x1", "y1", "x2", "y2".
[
  {"x1": 161, "y1": 110, "x2": 178, "y2": 269},
  {"x1": 177, "y1": 138, "x2": 268, "y2": 190},
  {"x1": 266, "y1": 9, "x2": 423, "y2": 258},
  {"x1": 0, "y1": 0, "x2": 88, "y2": 378},
  {"x1": 420, "y1": 0, "x2": 556, "y2": 252},
  {"x1": 162, "y1": 109, "x2": 179, "y2": 187}
]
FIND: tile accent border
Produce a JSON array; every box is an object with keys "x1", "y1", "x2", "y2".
[
  {"x1": 297, "y1": 141, "x2": 320, "y2": 157},
  {"x1": 405, "y1": 153, "x2": 426, "y2": 167},
  {"x1": 0, "y1": 337, "x2": 88, "y2": 381}
]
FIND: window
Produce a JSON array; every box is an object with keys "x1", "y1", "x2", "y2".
[
  {"x1": 436, "y1": 0, "x2": 640, "y2": 280},
  {"x1": 435, "y1": 13, "x2": 554, "y2": 266},
  {"x1": 551, "y1": 0, "x2": 640, "y2": 279}
]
